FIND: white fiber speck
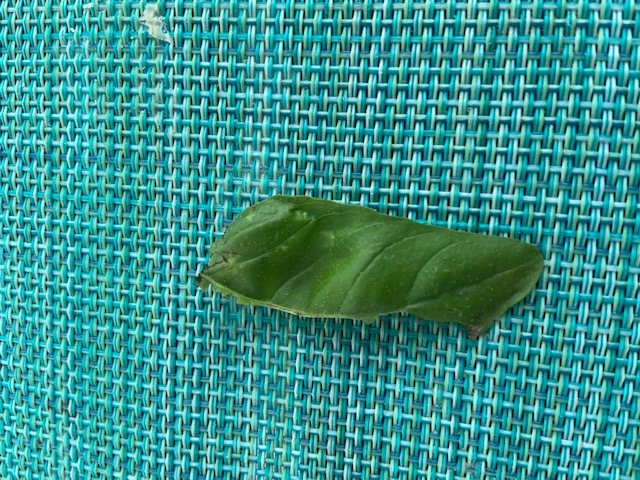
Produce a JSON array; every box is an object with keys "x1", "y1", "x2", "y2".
[{"x1": 140, "y1": 4, "x2": 173, "y2": 45}]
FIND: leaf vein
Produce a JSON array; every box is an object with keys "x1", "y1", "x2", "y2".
[
  {"x1": 406, "y1": 254, "x2": 536, "y2": 310},
  {"x1": 337, "y1": 228, "x2": 427, "y2": 315},
  {"x1": 405, "y1": 238, "x2": 467, "y2": 302},
  {"x1": 231, "y1": 211, "x2": 345, "y2": 268}
]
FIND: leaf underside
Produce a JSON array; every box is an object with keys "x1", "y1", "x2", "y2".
[{"x1": 197, "y1": 195, "x2": 544, "y2": 333}]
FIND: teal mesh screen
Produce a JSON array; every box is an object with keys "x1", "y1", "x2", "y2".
[{"x1": 0, "y1": 1, "x2": 639, "y2": 479}]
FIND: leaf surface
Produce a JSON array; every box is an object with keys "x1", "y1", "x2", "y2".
[{"x1": 197, "y1": 195, "x2": 544, "y2": 334}]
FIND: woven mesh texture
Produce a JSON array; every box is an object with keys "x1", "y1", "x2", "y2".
[{"x1": 1, "y1": 1, "x2": 639, "y2": 478}]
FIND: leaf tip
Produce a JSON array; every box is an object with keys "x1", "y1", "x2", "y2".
[{"x1": 465, "y1": 324, "x2": 488, "y2": 341}]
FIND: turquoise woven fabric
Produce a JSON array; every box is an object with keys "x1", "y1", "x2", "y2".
[{"x1": 1, "y1": 1, "x2": 639, "y2": 478}]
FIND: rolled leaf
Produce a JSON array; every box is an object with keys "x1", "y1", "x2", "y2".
[{"x1": 197, "y1": 195, "x2": 543, "y2": 336}]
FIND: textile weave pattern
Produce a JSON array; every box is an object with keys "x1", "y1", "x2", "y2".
[{"x1": 0, "y1": 1, "x2": 639, "y2": 479}]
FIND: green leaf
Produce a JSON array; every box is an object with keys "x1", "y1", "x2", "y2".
[{"x1": 197, "y1": 195, "x2": 544, "y2": 336}]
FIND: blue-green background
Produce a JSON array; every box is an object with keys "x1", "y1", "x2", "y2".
[{"x1": 0, "y1": 1, "x2": 639, "y2": 478}]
